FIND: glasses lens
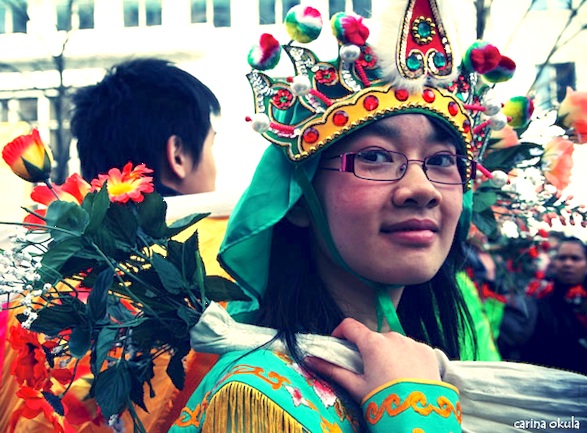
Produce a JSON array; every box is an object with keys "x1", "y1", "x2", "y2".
[
  {"x1": 425, "y1": 154, "x2": 470, "y2": 184},
  {"x1": 353, "y1": 149, "x2": 407, "y2": 181}
]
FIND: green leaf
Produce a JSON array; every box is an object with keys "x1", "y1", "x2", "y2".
[
  {"x1": 165, "y1": 213, "x2": 210, "y2": 238},
  {"x1": 472, "y1": 189, "x2": 497, "y2": 213},
  {"x1": 204, "y1": 276, "x2": 249, "y2": 302},
  {"x1": 481, "y1": 143, "x2": 541, "y2": 173},
  {"x1": 82, "y1": 188, "x2": 111, "y2": 234},
  {"x1": 23, "y1": 295, "x2": 86, "y2": 336},
  {"x1": 93, "y1": 363, "x2": 131, "y2": 419},
  {"x1": 39, "y1": 237, "x2": 83, "y2": 278},
  {"x1": 136, "y1": 192, "x2": 167, "y2": 238},
  {"x1": 151, "y1": 253, "x2": 185, "y2": 295},
  {"x1": 472, "y1": 209, "x2": 499, "y2": 241},
  {"x1": 93, "y1": 326, "x2": 118, "y2": 374},
  {"x1": 87, "y1": 268, "x2": 113, "y2": 322},
  {"x1": 45, "y1": 201, "x2": 90, "y2": 242},
  {"x1": 69, "y1": 323, "x2": 92, "y2": 358},
  {"x1": 166, "y1": 345, "x2": 190, "y2": 391},
  {"x1": 166, "y1": 231, "x2": 198, "y2": 282},
  {"x1": 104, "y1": 204, "x2": 138, "y2": 246}
]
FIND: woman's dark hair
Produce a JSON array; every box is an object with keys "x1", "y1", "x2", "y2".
[
  {"x1": 257, "y1": 218, "x2": 477, "y2": 362},
  {"x1": 71, "y1": 58, "x2": 221, "y2": 186}
]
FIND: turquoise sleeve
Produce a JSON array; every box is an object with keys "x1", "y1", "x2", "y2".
[{"x1": 362, "y1": 379, "x2": 462, "y2": 432}]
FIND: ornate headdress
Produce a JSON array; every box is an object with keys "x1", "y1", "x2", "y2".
[
  {"x1": 221, "y1": 0, "x2": 528, "y2": 325},
  {"x1": 245, "y1": 0, "x2": 522, "y2": 171}
]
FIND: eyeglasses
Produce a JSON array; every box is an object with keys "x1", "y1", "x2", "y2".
[{"x1": 321, "y1": 149, "x2": 476, "y2": 185}]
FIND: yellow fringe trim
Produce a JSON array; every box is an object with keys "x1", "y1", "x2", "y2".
[{"x1": 202, "y1": 381, "x2": 305, "y2": 433}]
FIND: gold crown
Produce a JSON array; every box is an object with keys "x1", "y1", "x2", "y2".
[{"x1": 246, "y1": 1, "x2": 516, "y2": 163}]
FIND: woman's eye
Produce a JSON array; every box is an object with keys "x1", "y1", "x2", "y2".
[
  {"x1": 427, "y1": 154, "x2": 456, "y2": 167},
  {"x1": 356, "y1": 150, "x2": 393, "y2": 163}
]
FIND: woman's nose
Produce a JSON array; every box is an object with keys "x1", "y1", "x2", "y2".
[{"x1": 391, "y1": 162, "x2": 442, "y2": 208}]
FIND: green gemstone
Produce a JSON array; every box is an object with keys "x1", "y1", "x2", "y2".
[
  {"x1": 433, "y1": 53, "x2": 447, "y2": 68},
  {"x1": 418, "y1": 22, "x2": 431, "y2": 38},
  {"x1": 406, "y1": 54, "x2": 422, "y2": 71}
]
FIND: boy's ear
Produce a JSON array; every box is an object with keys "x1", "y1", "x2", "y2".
[
  {"x1": 285, "y1": 200, "x2": 311, "y2": 227},
  {"x1": 165, "y1": 135, "x2": 189, "y2": 179}
]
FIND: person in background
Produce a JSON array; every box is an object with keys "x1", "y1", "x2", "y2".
[
  {"x1": 72, "y1": 58, "x2": 220, "y2": 196},
  {"x1": 2, "y1": 58, "x2": 229, "y2": 433},
  {"x1": 519, "y1": 236, "x2": 587, "y2": 375}
]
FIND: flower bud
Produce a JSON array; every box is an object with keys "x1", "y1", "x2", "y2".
[{"x1": 2, "y1": 129, "x2": 53, "y2": 183}]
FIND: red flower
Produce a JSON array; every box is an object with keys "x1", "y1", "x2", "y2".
[
  {"x1": 9, "y1": 325, "x2": 52, "y2": 390},
  {"x1": 315, "y1": 67, "x2": 337, "y2": 85},
  {"x1": 10, "y1": 387, "x2": 77, "y2": 433},
  {"x1": 542, "y1": 136, "x2": 574, "y2": 192},
  {"x1": 557, "y1": 87, "x2": 587, "y2": 144},
  {"x1": 24, "y1": 173, "x2": 92, "y2": 225},
  {"x1": 2, "y1": 129, "x2": 53, "y2": 183},
  {"x1": 271, "y1": 89, "x2": 294, "y2": 109},
  {"x1": 91, "y1": 162, "x2": 154, "y2": 204}
]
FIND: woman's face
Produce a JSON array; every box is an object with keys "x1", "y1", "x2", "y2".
[
  {"x1": 553, "y1": 241, "x2": 587, "y2": 285},
  {"x1": 311, "y1": 114, "x2": 464, "y2": 286}
]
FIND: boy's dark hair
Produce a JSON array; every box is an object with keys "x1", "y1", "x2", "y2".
[{"x1": 71, "y1": 58, "x2": 221, "y2": 185}]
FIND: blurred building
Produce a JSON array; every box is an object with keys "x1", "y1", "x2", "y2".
[{"x1": 0, "y1": 0, "x2": 585, "y2": 215}]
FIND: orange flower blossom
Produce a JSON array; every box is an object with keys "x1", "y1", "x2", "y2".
[
  {"x1": 2, "y1": 129, "x2": 53, "y2": 183},
  {"x1": 557, "y1": 87, "x2": 587, "y2": 144},
  {"x1": 541, "y1": 136, "x2": 574, "y2": 192},
  {"x1": 91, "y1": 162, "x2": 154, "y2": 203},
  {"x1": 24, "y1": 173, "x2": 91, "y2": 226},
  {"x1": 488, "y1": 124, "x2": 520, "y2": 149}
]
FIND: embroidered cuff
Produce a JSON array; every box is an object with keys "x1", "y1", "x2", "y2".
[{"x1": 362, "y1": 380, "x2": 462, "y2": 432}]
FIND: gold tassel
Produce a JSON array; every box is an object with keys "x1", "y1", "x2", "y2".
[{"x1": 202, "y1": 381, "x2": 304, "y2": 433}]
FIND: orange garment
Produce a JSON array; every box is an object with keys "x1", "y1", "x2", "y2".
[{"x1": 1, "y1": 216, "x2": 229, "y2": 433}]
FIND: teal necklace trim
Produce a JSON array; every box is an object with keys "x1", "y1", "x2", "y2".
[{"x1": 294, "y1": 165, "x2": 406, "y2": 335}]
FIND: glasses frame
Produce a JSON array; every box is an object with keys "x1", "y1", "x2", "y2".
[{"x1": 321, "y1": 150, "x2": 476, "y2": 185}]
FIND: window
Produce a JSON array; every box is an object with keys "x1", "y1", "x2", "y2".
[
  {"x1": 123, "y1": 0, "x2": 161, "y2": 27},
  {"x1": 530, "y1": 0, "x2": 572, "y2": 10},
  {"x1": 145, "y1": 0, "x2": 162, "y2": 26},
  {"x1": 123, "y1": 0, "x2": 139, "y2": 27},
  {"x1": 329, "y1": 0, "x2": 372, "y2": 17},
  {"x1": 0, "y1": 3, "x2": 6, "y2": 34},
  {"x1": 0, "y1": 100, "x2": 8, "y2": 122},
  {"x1": 259, "y1": 0, "x2": 299, "y2": 25},
  {"x1": 259, "y1": 0, "x2": 275, "y2": 24},
  {"x1": 534, "y1": 63, "x2": 576, "y2": 111},
  {"x1": 213, "y1": 0, "x2": 230, "y2": 27},
  {"x1": 353, "y1": 0, "x2": 371, "y2": 17},
  {"x1": 56, "y1": 0, "x2": 72, "y2": 31},
  {"x1": 78, "y1": 0, "x2": 95, "y2": 29},
  {"x1": 11, "y1": 0, "x2": 27, "y2": 33},
  {"x1": 18, "y1": 98, "x2": 38, "y2": 123},
  {"x1": 191, "y1": 0, "x2": 207, "y2": 23}
]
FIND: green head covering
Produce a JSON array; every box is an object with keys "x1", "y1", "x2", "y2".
[{"x1": 219, "y1": 1, "x2": 515, "y2": 330}]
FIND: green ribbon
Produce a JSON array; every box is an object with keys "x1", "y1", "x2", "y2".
[{"x1": 294, "y1": 165, "x2": 406, "y2": 335}]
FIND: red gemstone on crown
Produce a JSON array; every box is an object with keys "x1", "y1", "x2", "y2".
[
  {"x1": 303, "y1": 127, "x2": 319, "y2": 144},
  {"x1": 363, "y1": 95, "x2": 379, "y2": 111},
  {"x1": 395, "y1": 89, "x2": 409, "y2": 101},
  {"x1": 448, "y1": 101, "x2": 459, "y2": 116},
  {"x1": 463, "y1": 119, "x2": 471, "y2": 134},
  {"x1": 333, "y1": 110, "x2": 349, "y2": 126},
  {"x1": 423, "y1": 89, "x2": 435, "y2": 103}
]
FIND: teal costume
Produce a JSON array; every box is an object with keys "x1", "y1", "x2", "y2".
[{"x1": 170, "y1": 349, "x2": 461, "y2": 432}]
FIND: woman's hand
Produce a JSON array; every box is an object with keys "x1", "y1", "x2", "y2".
[{"x1": 305, "y1": 317, "x2": 441, "y2": 402}]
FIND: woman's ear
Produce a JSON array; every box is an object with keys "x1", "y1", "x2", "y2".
[
  {"x1": 166, "y1": 135, "x2": 189, "y2": 179},
  {"x1": 286, "y1": 200, "x2": 311, "y2": 227}
]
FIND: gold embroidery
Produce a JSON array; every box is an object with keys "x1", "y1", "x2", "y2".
[
  {"x1": 221, "y1": 364, "x2": 292, "y2": 390},
  {"x1": 174, "y1": 391, "x2": 211, "y2": 427},
  {"x1": 364, "y1": 391, "x2": 462, "y2": 424}
]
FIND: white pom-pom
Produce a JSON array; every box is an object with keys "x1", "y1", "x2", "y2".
[
  {"x1": 290, "y1": 75, "x2": 312, "y2": 96},
  {"x1": 489, "y1": 113, "x2": 508, "y2": 131},
  {"x1": 250, "y1": 113, "x2": 270, "y2": 133},
  {"x1": 339, "y1": 44, "x2": 361, "y2": 62},
  {"x1": 484, "y1": 99, "x2": 502, "y2": 116},
  {"x1": 491, "y1": 170, "x2": 508, "y2": 188}
]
